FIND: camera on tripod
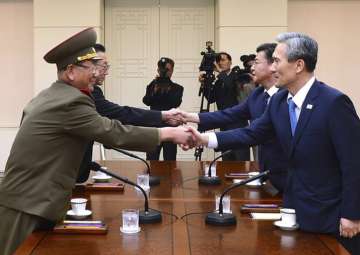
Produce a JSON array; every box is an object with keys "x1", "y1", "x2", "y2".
[
  {"x1": 156, "y1": 57, "x2": 172, "y2": 87},
  {"x1": 195, "y1": 41, "x2": 219, "y2": 160},
  {"x1": 198, "y1": 41, "x2": 218, "y2": 97},
  {"x1": 199, "y1": 41, "x2": 218, "y2": 73}
]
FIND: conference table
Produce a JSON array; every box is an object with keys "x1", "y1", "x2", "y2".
[{"x1": 15, "y1": 161, "x2": 349, "y2": 255}]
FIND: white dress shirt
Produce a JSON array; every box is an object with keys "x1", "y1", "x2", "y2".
[
  {"x1": 207, "y1": 85, "x2": 280, "y2": 149},
  {"x1": 287, "y1": 76, "x2": 315, "y2": 120}
]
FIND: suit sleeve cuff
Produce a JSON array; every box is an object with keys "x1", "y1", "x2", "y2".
[{"x1": 207, "y1": 132, "x2": 218, "y2": 149}]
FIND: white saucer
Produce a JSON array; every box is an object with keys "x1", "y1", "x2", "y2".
[
  {"x1": 214, "y1": 210, "x2": 232, "y2": 214},
  {"x1": 67, "y1": 210, "x2": 92, "y2": 219},
  {"x1": 273, "y1": 220, "x2": 299, "y2": 231},
  {"x1": 245, "y1": 182, "x2": 262, "y2": 187},
  {"x1": 92, "y1": 175, "x2": 112, "y2": 182},
  {"x1": 120, "y1": 227, "x2": 141, "y2": 234}
]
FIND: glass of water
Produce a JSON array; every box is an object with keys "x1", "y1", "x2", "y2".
[
  {"x1": 204, "y1": 164, "x2": 216, "y2": 177},
  {"x1": 215, "y1": 195, "x2": 231, "y2": 213},
  {"x1": 120, "y1": 209, "x2": 140, "y2": 234},
  {"x1": 137, "y1": 174, "x2": 150, "y2": 189}
]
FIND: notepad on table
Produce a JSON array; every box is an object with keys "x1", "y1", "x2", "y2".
[
  {"x1": 250, "y1": 213, "x2": 281, "y2": 220},
  {"x1": 241, "y1": 204, "x2": 280, "y2": 213},
  {"x1": 53, "y1": 220, "x2": 108, "y2": 234}
]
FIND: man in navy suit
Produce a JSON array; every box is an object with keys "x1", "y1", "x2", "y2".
[
  {"x1": 201, "y1": 52, "x2": 251, "y2": 161},
  {"x1": 187, "y1": 33, "x2": 360, "y2": 254},
  {"x1": 77, "y1": 44, "x2": 184, "y2": 182},
  {"x1": 183, "y1": 43, "x2": 288, "y2": 192}
]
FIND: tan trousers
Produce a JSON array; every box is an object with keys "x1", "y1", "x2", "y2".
[{"x1": 0, "y1": 206, "x2": 41, "y2": 255}]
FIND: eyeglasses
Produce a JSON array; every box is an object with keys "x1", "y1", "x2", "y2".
[
  {"x1": 74, "y1": 63, "x2": 96, "y2": 72},
  {"x1": 95, "y1": 63, "x2": 111, "y2": 71}
]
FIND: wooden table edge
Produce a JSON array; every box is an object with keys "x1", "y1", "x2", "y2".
[
  {"x1": 317, "y1": 234, "x2": 350, "y2": 255},
  {"x1": 13, "y1": 231, "x2": 48, "y2": 255}
]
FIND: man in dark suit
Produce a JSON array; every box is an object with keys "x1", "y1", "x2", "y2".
[
  {"x1": 143, "y1": 57, "x2": 184, "y2": 160},
  {"x1": 188, "y1": 32, "x2": 360, "y2": 254},
  {"x1": 77, "y1": 45, "x2": 184, "y2": 182},
  {"x1": 200, "y1": 52, "x2": 251, "y2": 161},
  {"x1": 183, "y1": 43, "x2": 288, "y2": 192}
]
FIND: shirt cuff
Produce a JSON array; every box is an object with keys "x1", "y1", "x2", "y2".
[{"x1": 207, "y1": 132, "x2": 218, "y2": 149}]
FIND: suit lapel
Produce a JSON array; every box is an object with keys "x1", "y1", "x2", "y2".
[{"x1": 289, "y1": 80, "x2": 320, "y2": 157}]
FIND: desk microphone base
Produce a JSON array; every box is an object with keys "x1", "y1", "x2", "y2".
[
  {"x1": 199, "y1": 176, "x2": 221, "y2": 185},
  {"x1": 205, "y1": 212, "x2": 237, "y2": 226},
  {"x1": 149, "y1": 175, "x2": 161, "y2": 186},
  {"x1": 139, "y1": 209, "x2": 162, "y2": 224}
]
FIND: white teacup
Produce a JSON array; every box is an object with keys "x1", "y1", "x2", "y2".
[
  {"x1": 71, "y1": 198, "x2": 87, "y2": 215},
  {"x1": 280, "y1": 208, "x2": 296, "y2": 226},
  {"x1": 204, "y1": 164, "x2": 216, "y2": 177}
]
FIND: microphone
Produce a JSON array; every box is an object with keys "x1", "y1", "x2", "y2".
[
  {"x1": 198, "y1": 150, "x2": 232, "y2": 185},
  {"x1": 90, "y1": 162, "x2": 162, "y2": 223},
  {"x1": 111, "y1": 147, "x2": 160, "y2": 186},
  {"x1": 205, "y1": 170, "x2": 269, "y2": 226}
]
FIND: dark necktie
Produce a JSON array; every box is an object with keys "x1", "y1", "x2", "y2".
[
  {"x1": 288, "y1": 98, "x2": 298, "y2": 136},
  {"x1": 261, "y1": 92, "x2": 270, "y2": 113}
]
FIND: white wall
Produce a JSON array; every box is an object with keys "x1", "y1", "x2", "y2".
[
  {"x1": 33, "y1": 0, "x2": 104, "y2": 94},
  {"x1": 0, "y1": 0, "x2": 33, "y2": 171},
  {"x1": 216, "y1": 0, "x2": 287, "y2": 66},
  {"x1": 288, "y1": 0, "x2": 360, "y2": 112}
]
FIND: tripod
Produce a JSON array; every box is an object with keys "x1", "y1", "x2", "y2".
[{"x1": 194, "y1": 71, "x2": 215, "y2": 161}]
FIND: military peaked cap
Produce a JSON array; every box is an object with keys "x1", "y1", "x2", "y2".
[{"x1": 44, "y1": 27, "x2": 99, "y2": 70}]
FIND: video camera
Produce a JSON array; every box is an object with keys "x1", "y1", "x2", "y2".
[
  {"x1": 198, "y1": 41, "x2": 218, "y2": 96},
  {"x1": 199, "y1": 41, "x2": 218, "y2": 73},
  {"x1": 232, "y1": 65, "x2": 252, "y2": 85}
]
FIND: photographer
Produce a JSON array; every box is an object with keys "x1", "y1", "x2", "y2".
[
  {"x1": 143, "y1": 57, "x2": 184, "y2": 160},
  {"x1": 201, "y1": 52, "x2": 252, "y2": 161}
]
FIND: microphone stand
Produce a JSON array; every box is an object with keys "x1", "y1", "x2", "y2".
[
  {"x1": 111, "y1": 147, "x2": 160, "y2": 186},
  {"x1": 205, "y1": 170, "x2": 269, "y2": 226},
  {"x1": 93, "y1": 162, "x2": 162, "y2": 223},
  {"x1": 198, "y1": 150, "x2": 232, "y2": 185}
]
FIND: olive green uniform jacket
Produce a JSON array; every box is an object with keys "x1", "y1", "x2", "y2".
[{"x1": 0, "y1": 81, "x2": 159, "y2": 222}]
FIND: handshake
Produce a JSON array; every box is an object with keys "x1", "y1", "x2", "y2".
[{"x1": 160, "y1": 109, "x2": 209, "y2": 150}]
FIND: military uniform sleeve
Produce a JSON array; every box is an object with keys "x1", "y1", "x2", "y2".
[{"x1": 63, "y1": 95, "x2": 160, "y2": 152}]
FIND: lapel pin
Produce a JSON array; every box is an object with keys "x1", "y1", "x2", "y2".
[{"x1": 306, "y1": 104, "x2": 313, "y2": 110}]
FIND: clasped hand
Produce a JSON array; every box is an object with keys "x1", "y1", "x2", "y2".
[{"x1": 161, "y1": 109, "x2": 207, "y2": 149}]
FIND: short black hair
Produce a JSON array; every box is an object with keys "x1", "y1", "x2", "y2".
[
  {"x1": 94, "y1": 43, "x2": 106, "y2": 53},
  {"x1": 216, "y1": 52, "x2": 232, "y2": 63},
  {"x1": 158, "y1": 57, "x2": 174, "y2": 68},
  {"x1": 256, "y1": 43, "x2": 276, "y2": 63}
]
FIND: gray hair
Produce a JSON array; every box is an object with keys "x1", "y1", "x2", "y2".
[{"x1": 276, "y1": 32, "x2": 318, "y2": 72}]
